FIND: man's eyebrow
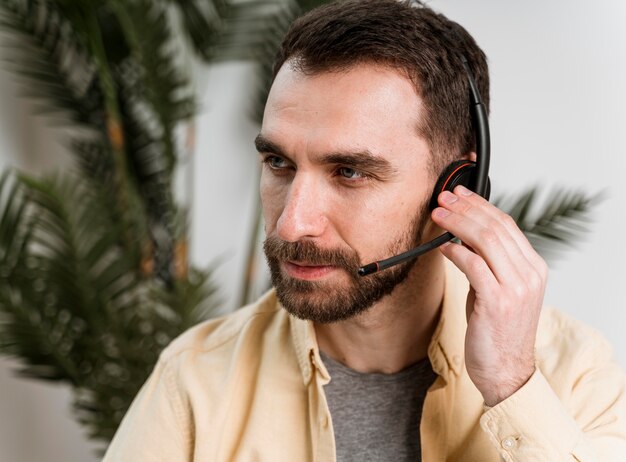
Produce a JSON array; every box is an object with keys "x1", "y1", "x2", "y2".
[
  {"x1": 254, "y1": 133, "x2": 397, "y2": 177},
  {"x1": 320, "y1": 152, "x2": 397, "y2": 177},
  {"x1": 254, "y1": 134, "x2": 285, "y2": 157}
]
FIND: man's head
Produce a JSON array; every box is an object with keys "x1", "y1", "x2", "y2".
[
  {"x1": 258, "y1": 0, "x2": 489, "y2": 323},
  {"x1": 273, "y1": 0, "x2": 489, "y2": 176}
]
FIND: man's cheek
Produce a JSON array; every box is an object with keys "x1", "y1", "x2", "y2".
[{"x1": 260, "y1": 194, "x2": 284, "y2": 232}]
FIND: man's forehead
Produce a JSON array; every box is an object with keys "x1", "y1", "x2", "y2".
[
  {"x1": 268, "y1": 62, "x2": 421, "y2": 114},
  {"x1": 262, "y1": 63, "x2": 429, "y2": 163}
]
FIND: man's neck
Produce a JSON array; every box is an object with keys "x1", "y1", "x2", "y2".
[{"x1": 314, "y1": 253, "x2": 446, "y2": 374}]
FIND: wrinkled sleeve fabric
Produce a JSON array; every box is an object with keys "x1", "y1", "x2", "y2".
[
  {"x1": 479, "y1": 335, "x2": 626, "y2": 462},
  {"x1": 102, "y1": 356, "x2": 192, "y2": 462}
]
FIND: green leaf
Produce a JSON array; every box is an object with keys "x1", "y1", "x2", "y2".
[
  {"x1": 495, "y1": 186, "x2": 603, "y2": 264},
  {"x1": 0, "y1": 0, "x2": 104, "y2": 132}
]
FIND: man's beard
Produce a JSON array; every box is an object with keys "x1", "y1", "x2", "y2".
[{"x1": 263, "y1": 205, "x2": 429, "y2": 324}]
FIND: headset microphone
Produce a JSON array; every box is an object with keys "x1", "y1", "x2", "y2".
[{"x1": 358, "y1": 55, "x2": 491, "y2": 277}]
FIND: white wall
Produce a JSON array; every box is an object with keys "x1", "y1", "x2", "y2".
[{"x1": 1, "y1": 0, "x2": 625, "y2": 460}]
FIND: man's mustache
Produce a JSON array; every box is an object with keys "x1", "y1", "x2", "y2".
[{"x1": 263, "y1": 236, "x2": 361, "y2": 275}]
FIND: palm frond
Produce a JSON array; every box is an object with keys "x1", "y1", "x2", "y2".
[
  {"x1": 113, "y1": 0, "x2": 196, "y2": 172},
  {"x1": 0, "y1": 0, "x2": 103, "y2": 132},
  {"x1": 0, "y1": 171, "x2": 217, "y2": 444},
  {"x1": 495, "y1": 186, "x2": 602, "y2": 263},
  {"x1": 168, "y1": 0, "x2": 231, "y2": 61}
]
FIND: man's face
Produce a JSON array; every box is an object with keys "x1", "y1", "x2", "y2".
[{"x1": 258, "y1": 62, "x2": 435, "y2": 323}]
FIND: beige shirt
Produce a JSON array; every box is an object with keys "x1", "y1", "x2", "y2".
[{"x1": 104, "y1": 263, "x2": 626, "y2": 461}]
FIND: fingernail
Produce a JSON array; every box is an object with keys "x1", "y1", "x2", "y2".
[
  {"x1": 457, "y1": 185, "x2": 473, "y2": 196},
  {"x1": 433, "y1": 207, "x2": 450, "y2": 219},
  {"x1": 440, "y1": 191, "x2": 458, "y2": 204}
]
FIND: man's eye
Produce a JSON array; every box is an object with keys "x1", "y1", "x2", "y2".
[
  {"x1": 263, "y1": 156, "x2": 289, "y2": 169},
  {"x1": 338, "y1": 167, "x2": 366, "y2": 180}
]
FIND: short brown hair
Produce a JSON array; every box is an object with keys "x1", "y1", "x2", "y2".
[{"x1": 272, "y1": 0, "x2": 489, "y2": 176}]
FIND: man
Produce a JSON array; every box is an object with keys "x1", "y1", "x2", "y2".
[{"x1": 104, "y1": 0, "x2": 626, "y2": 460}]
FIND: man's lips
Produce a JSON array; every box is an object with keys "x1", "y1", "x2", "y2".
[{"x1": 282, "y1": 261, "x2": 337, "y2": 280}]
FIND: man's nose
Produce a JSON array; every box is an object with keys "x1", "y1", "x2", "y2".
[{"x1": 276, "y1": 174, "x2": 328, "y2": 242}]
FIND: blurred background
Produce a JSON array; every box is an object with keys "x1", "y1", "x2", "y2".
[{"x1": 0, "y1": 0, "x2": 624, "y2": 460}]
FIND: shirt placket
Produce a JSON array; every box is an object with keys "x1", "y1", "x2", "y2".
[{"x1": 309, "y1": 350, "x2": 336, "y2": 462}]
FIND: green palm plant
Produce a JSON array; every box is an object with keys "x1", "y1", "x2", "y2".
[
  {"x1": 0, "y1": 0, "x2": 600, "y2": 454},
  {"x1": 0, "y1": 0, "x2": 282, "y2": 447},
  {"x1": 0, "y1": 171, "x2": 215, "y2": 441}
]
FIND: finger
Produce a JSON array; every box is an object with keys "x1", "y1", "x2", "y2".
[
  {"x1": 432, "y1": 203, "x2": 528, "y2": 285},
  {"x1": 450, "y1": 185, "x2": 542, "y2": 265},
  {"x1": 439, "y1": 241, "x2": 499, "y2": 303},
  {"x1": 448, "y1": 185, "x2": 548, "y2": 276},
  {"x1": 436, "y1": 188, "x2": 536, "y2": 275}
]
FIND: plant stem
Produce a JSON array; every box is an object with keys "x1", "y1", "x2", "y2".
[{"x1": 84, "y1": 10, "x2": 136, "y2": 253}]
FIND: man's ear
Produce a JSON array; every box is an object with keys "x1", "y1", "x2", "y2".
[{"x1": 465, "y1": 151, "x2": 477, "y2": 162}]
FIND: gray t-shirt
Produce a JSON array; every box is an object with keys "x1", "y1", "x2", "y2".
[{"x1": 321, "y1": 352, "x2": 437, "y2": 462}]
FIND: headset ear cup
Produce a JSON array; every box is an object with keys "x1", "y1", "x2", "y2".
[{"x1": 429, "y1": 160, "x2": 477, "y2": 211}]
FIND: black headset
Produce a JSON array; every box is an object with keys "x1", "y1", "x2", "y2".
[{"x1": 358, "y1": 55, "x2": 491, "y2": 276}]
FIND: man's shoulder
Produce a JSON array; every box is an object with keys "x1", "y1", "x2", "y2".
[
  {"x1": 159, "y1": 289, "x2": 285, "y2": 363},
  {"x1": 536, "y1": 306, "x2": 617, "y2": 379},
  {"x1": 537, "y1": 306, "x2": 612, "y2": 354}
]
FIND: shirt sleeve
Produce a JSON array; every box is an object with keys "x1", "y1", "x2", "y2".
[
  {"x1": 479, "y1": 337, "x2": 626, "y2": 461},
  {"x1": 102, "y1": 356, "x2": 192, "y2": 462}
]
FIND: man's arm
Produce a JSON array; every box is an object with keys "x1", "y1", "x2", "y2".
[
  {"x1": 480, "y1": 339, "x2": 626, "y2": 461},
  {"x1": 103, "y1": 356, "x2": 192, "y2": 461},
  {"x1": 432, "y1": 184, "x2": 626, "y2": 460},
  {"x1": 433, "y1": 184, "x2": 545, "y2": 405}
]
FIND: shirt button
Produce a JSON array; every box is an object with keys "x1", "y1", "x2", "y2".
[{"x1": 501, "y1": 436, "x2": 517, "y2": 449}]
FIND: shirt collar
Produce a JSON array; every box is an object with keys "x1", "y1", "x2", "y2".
[{"x1": 287, "y1": 260, "x2": 469, "y2": 385}]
